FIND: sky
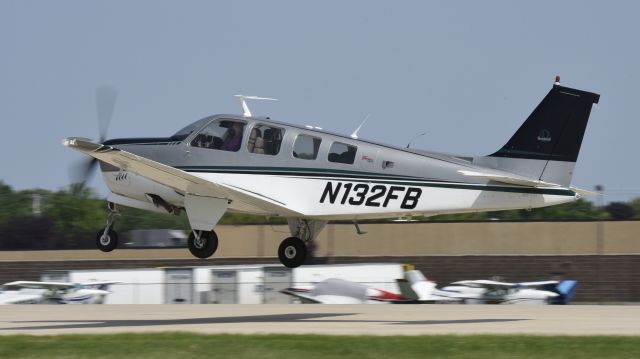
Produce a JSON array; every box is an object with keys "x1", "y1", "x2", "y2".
[{"x1": 1, "y1": 0, "x2": 639, "y2": 202}]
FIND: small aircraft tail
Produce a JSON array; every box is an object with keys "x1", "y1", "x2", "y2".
[
  {"x1": 475, "y1": 78, "x2": 600, "y2": 187},
  {"x1": 396, "y1": 270, "x2": 437, "y2": 301},
  {"x1": 550, "y1": 280, "x2": 578, "y2": 305}
]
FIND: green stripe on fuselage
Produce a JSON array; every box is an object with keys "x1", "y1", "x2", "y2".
[{"x1": 176, "y1": 166, "x2": 576, "y2": 197}]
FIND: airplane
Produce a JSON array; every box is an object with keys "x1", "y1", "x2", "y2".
[
  {"x1": 2, "y1": 281, "x2": 120, "y2": 304},
  {"x1": 63, "y1": 77, "x2": 599, "y2": 268},
  {"x1": 440, "y1": 279, "x2": 578, "y2": 304},
  {"x1": 281, "y1": 278, "x2": 405, "y2": 304},
  {"x1": 282, "y1": 270, "x2": 461, "y2": 304}
]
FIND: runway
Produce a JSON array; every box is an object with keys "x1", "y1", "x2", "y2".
[{"x1": 1, "y1": 304, "x2": 639, "y2": 336}]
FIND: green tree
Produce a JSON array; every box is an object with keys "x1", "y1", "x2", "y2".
[{"x1": 0, "y1": 181, "x2": 34, "y2": 224}]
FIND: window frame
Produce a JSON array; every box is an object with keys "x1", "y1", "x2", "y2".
[
  {"x1": 246, "y1": 123, "x2": 286, "y2": 156},
  {"x1": 188, "y1": 118, "x2": 247, "y2": 152},
  {"x1": 327, "y1": 141, "x2": 358, "y2": 165},
  {"x1": 291, "y1": 133, "x2": 323, "y2": 161}
]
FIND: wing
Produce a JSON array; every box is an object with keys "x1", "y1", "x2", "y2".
[
  {"x1": 517, "y1": 280, "x2": 559, "y2": 288},
  {"x1": 279, "y1": 289, "x2": 323, "y2": 304},
  {"x1": 451, "y1": 280, "x2": 516, "y2": 288},
  {"x1": 4, "y1": 281, "x2": 73, "y2": 290},
  {"x1": 63, "y1": 138, "x2": 303, "y2": 216},
  {"x1": 0, "y1": 293, "x2": 44, "y2": 305}
]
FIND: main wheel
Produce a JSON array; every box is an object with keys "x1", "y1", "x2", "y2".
[
  {"x1": 278, "y1": 237, "x2": 307, "y2": 268},
  {"x1": 188, "y1": 230, "x2": 219, "y2": 259},
  {"x1": 96, "y1": 228, "x2": 118, "y2": 252}
]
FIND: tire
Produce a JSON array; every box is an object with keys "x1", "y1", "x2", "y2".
[
  {"x1": 96, "y1": 228, "x2": 118, "y2": 252},
  {"x1": 188, "y1": 230, "x2": 219, "y2": 259},
  {"x1": 278, "y1": 237, "x2": 307, "y2": 268}
]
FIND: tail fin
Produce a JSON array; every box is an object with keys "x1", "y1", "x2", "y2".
[
  {"x1": 404, "y1": 270, "x2": 437, "y2": 300},
  {"x1": 476, "y1": 78, "x2": 599, "y2": 186},
  {"x1": 396, "y1": 279, "x2": 419, "y2": 300},
  {"x1": 550, "y1": 280, "x2": 578, "y2": 305}
]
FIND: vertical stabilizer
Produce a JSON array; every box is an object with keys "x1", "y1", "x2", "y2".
[{"x1": 474, "y1": 78, "x2": 599, "y2": 186}]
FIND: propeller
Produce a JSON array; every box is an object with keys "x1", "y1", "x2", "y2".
[{"x1": 68, "y1": 86, "x2": 118, "y2": 194}]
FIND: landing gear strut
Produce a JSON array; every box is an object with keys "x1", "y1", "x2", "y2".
[
  {"x1": 277, "y1": 219, "x2": 326, "y2": 268},
  {"x1": 96, "y1": 202, "x2": 119, "y2": 252},
  {"x1": 188, "y1": 230, "x2": 219, "y2": 259}
]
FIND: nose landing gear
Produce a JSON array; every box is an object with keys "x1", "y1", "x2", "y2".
[{"x1": 96, "y1": 202, "x2": 119, "y2": 252}]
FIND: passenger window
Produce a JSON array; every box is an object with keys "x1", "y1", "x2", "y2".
[
  {"x1": 293, "y1": 134, "x2": 322, "y2": 160},
  {"x1": 247, "y1": 124, "x2": 284, "y2": 155},
  {"x1": 191, "y1": 120, "x2": 245, "y2": 152},
  {"x1": 328, "y1": 142, "x2": 357, "y2": 164}
]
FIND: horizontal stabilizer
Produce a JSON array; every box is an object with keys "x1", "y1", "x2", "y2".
[
  {"x1": 570, "y1": 186, "x2": 601, "y2": 197},
  {"x1": 457, "y1": 170, "x2": 561, "y2": 188}
]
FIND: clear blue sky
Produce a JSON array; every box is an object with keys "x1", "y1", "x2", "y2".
[{"x1": 1, "y1": 0, "x2": 638, "y2": 201}]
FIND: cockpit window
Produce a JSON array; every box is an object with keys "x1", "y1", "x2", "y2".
[
  {"x1": 293, "y1": 134, "x2": 321, "y2": 160},
  {"x1": 247, "y1": 124, "x2": 284, "y2": 155},
  {"x1": 171, "y1": 118, "x2": 211, "y2": 141},
  {"x1": 328, "y1": 142, "x2": 357, "y2": 164},
  {"x1": 190, "y1": 119, "x2": 245, "y2": 152}
]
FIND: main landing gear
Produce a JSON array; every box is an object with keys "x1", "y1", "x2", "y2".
[
  {"x1": 188, "y1": 230, "x2": 219, "y2": 258},
  {"x1": 278, "y1": 219, "x2": 326, "y2": 268},
  {"x1": 94, "y1": 202, "x2": 325, "y2": 269},
  {"x1": 96, "y1": 202, "x2": 119, "y2": 252}
]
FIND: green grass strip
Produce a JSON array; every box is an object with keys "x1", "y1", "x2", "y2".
[{"x1": 0, "y1": 333, "x2": 639, "y2": 359}]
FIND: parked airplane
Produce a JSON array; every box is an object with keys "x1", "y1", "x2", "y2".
[
  {"x1": 2, "y1": 281, "x2": 119, "y2": 304},
  {"x1": 281, "y1": 278, "x2": 405, "y2": 304},
  {"x1": 282, "y1": 270, "x2": 459, "y2": 304},
  {"x1": 440, "y1": 279, "x2": 578, "y2": 304},
  {"x1": 64, "y1": 77, "x2": 599, "y2": 267}
]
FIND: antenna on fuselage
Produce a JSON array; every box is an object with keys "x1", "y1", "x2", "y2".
[
  {"x1": 350, "y1": 114, "x2": 371, "y2": 140},
  {"x1": 234, "y1": 95, "x2": 277, "y2": 117},
  {"x1": 406, "y1": 131, "x2": 427, "y2": 148}
]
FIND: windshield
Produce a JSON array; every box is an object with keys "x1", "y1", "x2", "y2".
[{"x1": 170, "y1": 118, "x2": 211, "y2": 141}]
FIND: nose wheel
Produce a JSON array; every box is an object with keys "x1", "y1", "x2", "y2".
[
  {"x1": 188, "y1": 230, "x2": 219, "y2": 259},
  {"x1": 278, "y1": 237, "x2": 307, "y2": 268},
  {"x1": 96, "y1": 202, "x2": 119, "y2": 252}
]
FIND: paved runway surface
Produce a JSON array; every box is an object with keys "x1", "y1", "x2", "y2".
[{"x1": 1, "y1": 305, "x2": 639, "y2": 336}]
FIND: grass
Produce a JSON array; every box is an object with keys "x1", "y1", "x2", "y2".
[{"x1": 0, "y1": 333, "x2": 639, "y2": 359}]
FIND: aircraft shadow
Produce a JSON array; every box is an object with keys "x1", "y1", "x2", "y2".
[{"x1": 5, "y1": 313, "x2": 527, "y2": 331}]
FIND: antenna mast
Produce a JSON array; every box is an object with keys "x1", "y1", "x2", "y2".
[
  {"x1": 350, "y1": 114, "x2": 371, "y2": 139},
  {"x1": 234, "y1": 95, "x2": 277, "y2": 117}
]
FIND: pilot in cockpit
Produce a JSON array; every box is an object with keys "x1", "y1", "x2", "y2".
[{"x1": 224, "y1": 122, "x2": 244, "y2": 151}]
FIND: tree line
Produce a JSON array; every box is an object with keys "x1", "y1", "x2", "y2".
[{"x1": 0, "y1": 181, "x2": 638, "y2": 250}]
